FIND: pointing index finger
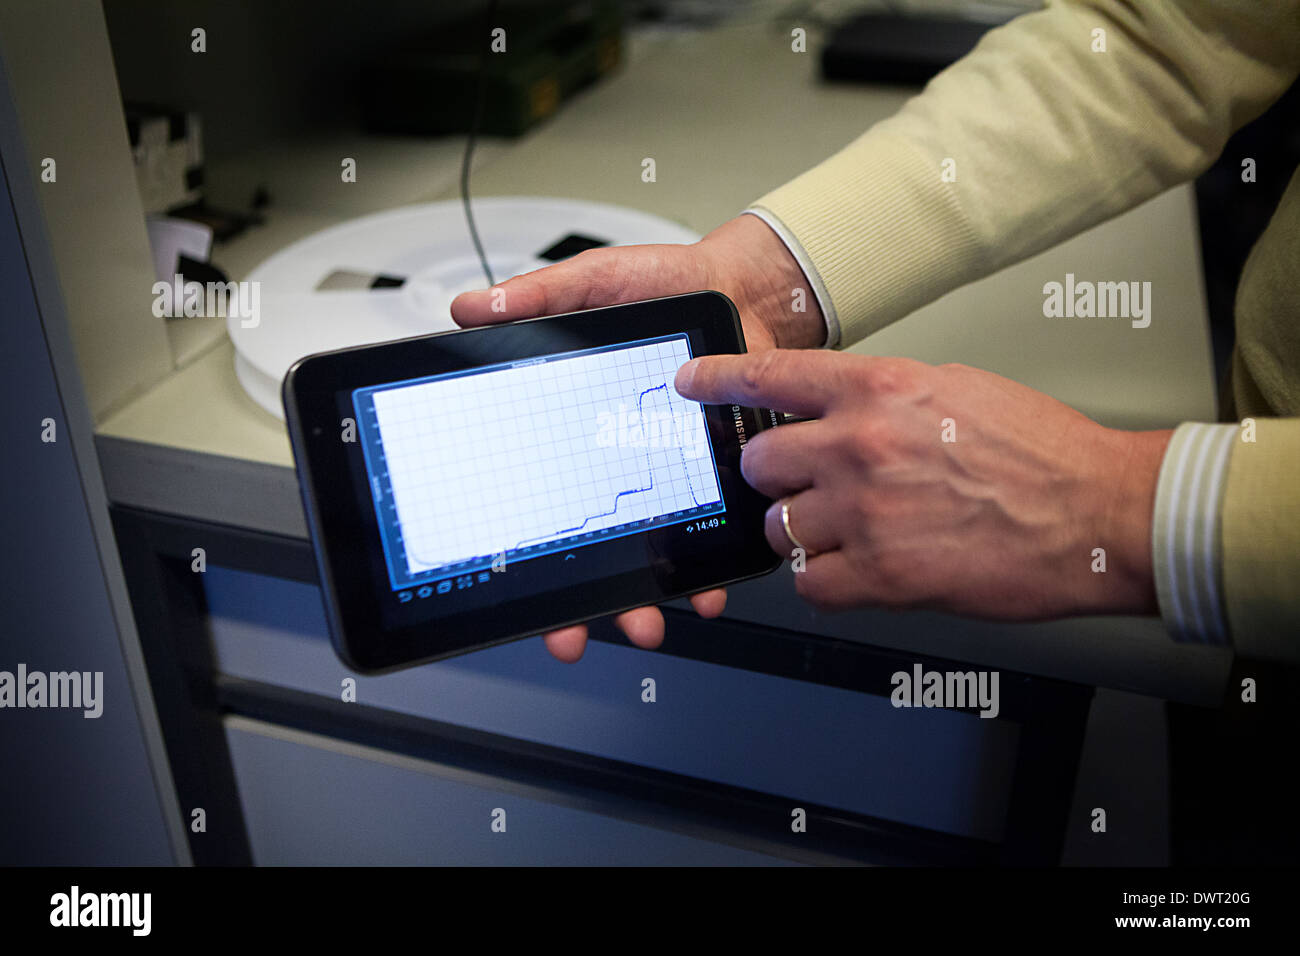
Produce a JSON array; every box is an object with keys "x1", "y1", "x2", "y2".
[{"x1": 674, "y1": 349, "x2": 838, "y2": 418}]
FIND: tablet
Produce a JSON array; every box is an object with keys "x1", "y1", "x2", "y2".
[{"x1": 283, "y1": 291, "x2": 782, "y2": 672}]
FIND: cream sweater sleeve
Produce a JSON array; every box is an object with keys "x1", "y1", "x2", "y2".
[{"x1": 749, "y1": 0, "x2": 1300, "y2": 346}]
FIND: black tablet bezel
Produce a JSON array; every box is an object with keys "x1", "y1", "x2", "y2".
[{"x1": 283, "y1": 290, "x2": 781, "y2": 673}]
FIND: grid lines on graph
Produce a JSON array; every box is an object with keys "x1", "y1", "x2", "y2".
[{"x1": 370, "y1": 335, "x2": 722, "y2": 576}]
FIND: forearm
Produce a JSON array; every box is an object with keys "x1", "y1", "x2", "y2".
[{"x1": 749, "y1": 0, "x2": 1300, "y2": 346}]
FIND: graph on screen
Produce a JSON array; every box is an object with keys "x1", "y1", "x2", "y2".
[{"x1": 356, "y1": 334, "x2": 725, "y2": 587}]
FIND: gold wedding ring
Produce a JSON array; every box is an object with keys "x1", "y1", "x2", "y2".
[{"x1": 780, "y1": 498, "x2": 807, "y2": 553}]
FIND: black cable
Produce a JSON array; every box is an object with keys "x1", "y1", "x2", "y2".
[{"x1": 462, "y1": 0, "x2": 502, "y2": 288}]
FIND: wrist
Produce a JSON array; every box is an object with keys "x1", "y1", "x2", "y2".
[
  {"x1": 698, "y1": 214, "x2": 829, "y2": 350},
  {"x1": 1083, "y1": 427, "x2": 1173, "y2": 615}
]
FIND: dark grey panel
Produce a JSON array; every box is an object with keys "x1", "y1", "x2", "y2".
[
  {"x1": 205, "y1": 567, "x2": 1021, "y2": 842},
  {"x1": 226, "y1": 717, "x2": 799, "y2": 866},
  {"x1": 1061, "y1": 689, "x2": 1169, "y2": 865},
  {"x1": 0, "y1": 68, "x2": 181, "y2": 864},
  {"x1": 97, "y1": 435, "x2": 307, "y2": 538},
  {"x1": 671, "y1": 574, "x2": 1231, "y2": 707}
]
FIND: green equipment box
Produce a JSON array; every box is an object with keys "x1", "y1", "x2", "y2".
[{"x1": 362, "y1": 0, "x2": 624, "y2": 137}]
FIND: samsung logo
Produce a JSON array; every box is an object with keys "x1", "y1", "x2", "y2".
[{"x1": 731, "y1": 404, "x2": 748, "y2": 447}]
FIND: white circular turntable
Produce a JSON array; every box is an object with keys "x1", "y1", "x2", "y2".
[{"x1": 228, "y1": 197, "x2": 700, "y2": 418}]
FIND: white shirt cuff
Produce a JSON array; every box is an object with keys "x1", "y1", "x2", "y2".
[{"x1": 1151, "y1": 422, "x2": 1237, "y2": 646}]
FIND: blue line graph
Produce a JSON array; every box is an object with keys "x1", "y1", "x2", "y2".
[
  {"x1": 512, "y1": 382, "x2": 702, "y2": 549},
  {"x1": 358, "y1": 334, "x2": 725, "y2": 588}
]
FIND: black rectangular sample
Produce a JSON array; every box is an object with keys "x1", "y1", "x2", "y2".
[
  {"x1": 536, "y1": 233, "x2": 610, "y2": 261},
  {"x1": 822, "y1": 13, "x2": 996, "y2": 85}
]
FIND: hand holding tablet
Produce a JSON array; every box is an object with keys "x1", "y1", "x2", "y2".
[
  {"x1": 447, "y1": 215, "x2": 827, "y2": 659},
  {"x1": 284, "y1": 291, "x2": 782, "y2": 672}
]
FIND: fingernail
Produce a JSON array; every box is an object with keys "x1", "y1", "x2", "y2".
[{"x1": 675, "y1": 359, "x2": 697, "y2": 394}]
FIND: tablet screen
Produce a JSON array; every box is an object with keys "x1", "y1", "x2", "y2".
[{"x1": 353, "y1": 333, "x2": 727, "y2": 595}]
